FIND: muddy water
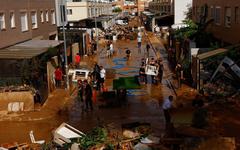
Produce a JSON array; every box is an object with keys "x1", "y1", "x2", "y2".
[{"x1": 0, "y1": 27, "x2": 174, "y2": 144}]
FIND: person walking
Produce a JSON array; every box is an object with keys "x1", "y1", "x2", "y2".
[
  {"x1": 110, "y1": 42, "x2": 114, "y2": 57},
  {"x1": 158, "y1": 60, "x2": 164, "y2": 84},
  {"x1": 162, "y1": 95, "x2": 174, "y2": 125},
  {"x1": 146, "y1": 43, "x2": 150, "y2": 57},
  {"x1": 139, "y1": 63, "x2": 147, "y2": 84},
  {"x1": 77, "y1": 80, "x2": 84, "y2": 102},
  {"x1": 150, "y1": 58, "x2": 156, "y2": 84},
  {"x1": 54, "y1": 66, "x2": 63, "y2": 88},
  {"x1": 137, "y1": 36, "x2": 142, "y2": 53},
  {"x1": 75, "y1": 53, "x2": 81, "y2": 68},
  {"x1": 175, "y1": 63, "x2": 182, "y2": 88},
  {"x1": 84, "y1": 80, "x2": 93, "y2": 111},
  {"x1": 100, "y1": 66, "x2": 106, "y2": 91}
]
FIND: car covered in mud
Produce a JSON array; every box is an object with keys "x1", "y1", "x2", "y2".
[{"x1": 68, "y1": 68, "x2": 91, "y2": 83}]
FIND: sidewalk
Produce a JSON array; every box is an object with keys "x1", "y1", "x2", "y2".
[{"x1": 146, "y1": 32, "x2": 197, "y2": 105}]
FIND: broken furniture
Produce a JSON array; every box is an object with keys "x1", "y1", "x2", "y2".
[
  {"x1": 29, "y1": 130, "x2": 45, "y2": 145},
  {"x1": 53, "y1": 122, "x2": 85, "y2": 147}
]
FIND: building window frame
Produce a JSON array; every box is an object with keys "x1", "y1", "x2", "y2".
[
  {"x1": 45, "y1": 10, "x2": 49, "y2": 22},
  {"x1": 51, "y1": 10, "x2": 56, "y2": 25},
  {"x1": 20, "y1": 12, "x2": 28, "y2": 32},
  {"x1": 235, "y1": 7, "x2": 239, "y2": 24},
  {"x1": 10, "y1": 11, "x2": 16, "y2": 28},
  {"x1": 40, "y1": 10, "x2": 44, "y2": 23},
  {"x1": 31, "y1": 11, "x2": 38, "y2": 29},
  {"x1": 0, "y1": 12, "x2": 6, "y2": 30},
  {"x1": 67, "y1": 9, "x2": 72, "y2": 15},
  {"x1": 224, "y1": 7, "x2": 231, "y2": 28},
  {"x1": 215, "y1": 6, "x2": 221, "y2": 25},
  {"x1": 210, "y1": 6, "x2": 214, "y2": 19}
]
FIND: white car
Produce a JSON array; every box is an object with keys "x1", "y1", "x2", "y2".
[
  {"x1": 68, "y1": 68, "x2": 90, "y2": 83},
  {"x1": 116, "y1": 20, "x2": 128, "y2": 25}
]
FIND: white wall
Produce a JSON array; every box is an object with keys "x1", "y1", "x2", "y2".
[
  {"x1": 174, "y1": 0, "x2": 191, "y2": 24},
  {"x1": 67, "y1": 2, "x2": 88, "y2": 21}
]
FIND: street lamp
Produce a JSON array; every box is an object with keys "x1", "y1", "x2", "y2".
[
  {"x1": 60, "y1": 4, "x2": 69, "y2": 90},
  {"x1": 94, "y1": 0, "x2": 99, "y2": 53}
]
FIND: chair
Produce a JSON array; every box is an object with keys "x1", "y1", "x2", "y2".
[{"x1": 29, "y1": 130, "x2": 45, "y2": 144}]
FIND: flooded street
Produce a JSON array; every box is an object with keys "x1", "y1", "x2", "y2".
[
  {"x1": 0, "y1": 20, "x2": 174, "y2": 144},
  {"x1": 0, "y1": 18, "x2": 239, "y2": 150}
]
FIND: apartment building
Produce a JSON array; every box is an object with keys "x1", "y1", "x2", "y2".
[
  {"x1": 0, "y1": 0, "x2": 58, "y2": 49},
  {"x1": 66, "y1": 0, "x2": 112, "y2": 22},
  {"x1": 192, "y1": 0, "x2": 240, "y2": 45},
  {"x1": 148, "y1": 0, "x2": 174, "y2": 15},
  {"x1": 174, "y1": 0, "x2": 191, "y2": 25}
]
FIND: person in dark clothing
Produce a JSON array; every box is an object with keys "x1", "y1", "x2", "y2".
[
  {"x1": 192, "y1": 99, "x2": 208, "y2": 129},
  {"x1": 158, "y1": 61, "x2": 164, "y2": 84},
  {"x1": 77, "y1": 80, "x2": 84, "y2": 102},
  {"x1": 84, "y1": 80, "x2": 93, "y2": 111},
  {"x1": 93, "y1": 62, "x2": 101, "y2": 90},
  {"x1": 162, "y1": 95, "x2": 173, "y2": 125},
  {"x1": 117, "y1": 88, "x2": 127, "y2": 106},
  {"x1": 139, "y1": 64, "x2": 147, "y2": 84},
  {"x1": 175, "y1": 63, "x2": 182, "y2": 88},
  {"x1": 146, "y1": 43, "x2": 150, "y2": 57},
  {"x1": 126, "y1": 49, "x2": 131, "y2": 60}
]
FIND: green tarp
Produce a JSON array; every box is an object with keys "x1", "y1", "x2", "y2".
[{"x1": 113, "y1": 76, "x2": 141, "y2": 90}]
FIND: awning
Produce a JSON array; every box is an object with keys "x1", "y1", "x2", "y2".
[
  {"x1": 197, "y1": 48, "x2": 228, "y2": 60},
  {"x1": 0, "y1": 40, "x2": 63, "y2": 59},
  {"x1": 155, "y1": 15, "x2": 174, "y2": 26}
]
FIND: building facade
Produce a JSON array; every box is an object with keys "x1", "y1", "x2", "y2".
[
  {"x1": 0, "y1": 0, "x2": 58, "y2": 49},
  {"x1": 66, "y1": 0, "x2": 112, "y2": 22},
  {"x1": 192, "y1": 0, "x2": 240, "y2": 44},
  {"x1": 174, "y1": 0, "x2": 191, "y2": 25},
  {"x1": 55, "y1": 0, "x2": 68, "y2": 27},
  {"x1": 148, "y1": 0, "x2": 174, "y2": 15}
]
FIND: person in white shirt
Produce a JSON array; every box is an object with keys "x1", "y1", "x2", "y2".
[
  {"x1": 162, "y1": 95, "x2": 173, "y2": 124},
  {"x1": 100, "y1": 66, "x2": 106, "y2": 88},
  {"x1": 110, "y1": 43, "x2": 114, "y2": 57},
  {"x1": 137, "y1": 36, "x2": 142, "y2": 53}
]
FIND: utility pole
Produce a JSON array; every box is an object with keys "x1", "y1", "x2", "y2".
[
  {"x1": 60, "y1": 5, "x2": 69, "y2": 90},
  {"x1": 94, "y1": 0, "x2": 99, "y2": 53}
]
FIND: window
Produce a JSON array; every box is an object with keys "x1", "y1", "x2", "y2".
[
  {"x1": 235, "y1": 7, "x2": 239, "y2": 24},
  {"x1": 20, "y1": 12, "x2": 28, "y2": 32},
  {"x1": 40, "y1": 11, "x2": 44, "y2": 23},
  {"x1": 51, "y1": 10, "x2": 56, "y2": 24},
  {"x1": 45, "y1": 10, "x2": 49, "y2": 22},
  {"x1": 225, "y1": 7, "x2": 231, "y2": 27},
  {"x1": 31, "y1": 11, "x2": 38, "y2": 29},
  {"x1": 10, "y1": 12, "x2": 15, "y2": 28},
  {"x1": 0, "y1": 13, "x2": 6, "y2": 30},
  {"x1": 91, "y1": 8, "x2": 94, "y2": 17},
  {"x1": 210, "y1": 6, "x2": 214, "y2": 19},
  {"x1": 88, "y1": 8, "x2": 91, "y2": 17},
  {"x1": 67, "y1": 9, "x2": 72, "y2": 15},
  {"x1": 215, "y1": 7, "x2": 221, "y2": 25}
]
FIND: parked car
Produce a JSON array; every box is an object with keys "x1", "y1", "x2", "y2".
[{"x1": 68, "y1": 68, "x2": 90, "y2": 83}]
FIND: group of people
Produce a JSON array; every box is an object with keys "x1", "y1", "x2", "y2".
[
  {"x1": 77, "y1": 79, "x2": 94, "y2": 111},
  {"x1": 139, "y1": 57, "x2": 164, "y2": 85},
  {"x1": 76, "y1": 63, "x2": 106, "y2": 112},
  {"x1": 92, "y1": 63, "x2": 106, "y2": 91}
]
